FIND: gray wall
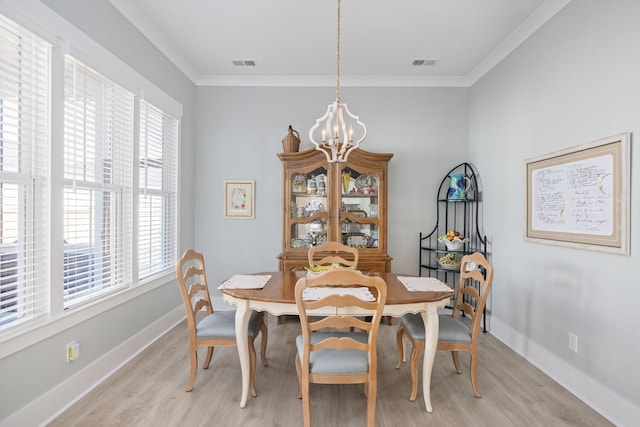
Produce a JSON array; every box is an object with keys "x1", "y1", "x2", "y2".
[
  {"x1": 469, "y1": 0, "x2": 639, "y2": 424},
  {"x1": 194, "y1": 86, "x2": 469, "y2": 286}
]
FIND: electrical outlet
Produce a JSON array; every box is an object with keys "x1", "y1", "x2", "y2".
[
  {"x1": 569, "y1": 333, "x2": 578, "y2": 353},
  {"x1": 66, "y1": 340, "x2": 80, "y2": 362}
]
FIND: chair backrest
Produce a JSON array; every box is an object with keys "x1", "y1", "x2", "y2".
[
  {"x1": 307, "y1": 241, "x2": 359, "y2": 268},
  {"x1": 176, "y1": 249, "x2": 214, "y2": 338},
  {"x1": 452, "y1": 252, "x2": 494, "y2": 338},
  {"x1": 294, "y1": 269, "x2": 387, "y2": 370}
]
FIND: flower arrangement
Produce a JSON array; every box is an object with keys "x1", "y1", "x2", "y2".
[{"x1": 438, "y1": 230, "x2": 468, "y2": 250}]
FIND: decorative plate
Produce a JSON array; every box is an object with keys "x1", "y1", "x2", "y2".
[
  {"x1": 292, "y1": 173, "x2": 307, "y2": 193},
  {"x1": 354, "y1": 173, "x2": 378, "y2": 193},
  {"x1": 436, "y1": 254, "x2": 461, "y2": 270},
  {"x1": 344, "y1": 232, "x2": 370, "y2": 248},
  {"x1": 347, "y1": 209, "x2": 367, "y2": 219}
]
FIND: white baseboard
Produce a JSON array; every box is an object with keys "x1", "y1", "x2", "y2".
[
  {"x1": 1, "y1": 306, "x2": 185, "y2": 427},
  {"x1": 491, "y1": 317, "x2": 639, "y2": 427}
]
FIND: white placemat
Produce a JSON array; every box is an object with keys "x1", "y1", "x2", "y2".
[
  {"x1": 302, "y1": 287, "x2": 375, "y2": 301},
  {"x1": 398, "y1": 276, "x2": 452, "y2": 292},
  {"x1": 218, "y1": 274, "x2": 271, "y2": 290}
]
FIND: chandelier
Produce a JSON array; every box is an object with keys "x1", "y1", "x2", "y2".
[{"x1": 309, "y1": 0, "x2": 366, "y2": 163}]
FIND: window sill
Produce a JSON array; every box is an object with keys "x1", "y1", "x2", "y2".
[{"x1": 0, "y1": 272, "x2": 175, "y2": 359}]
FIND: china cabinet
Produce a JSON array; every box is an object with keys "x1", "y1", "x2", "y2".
[
  {"x1": 277, "y1": 148, "x2": 393, "y2": 272},
  {"x1": 419, "y1": 163, "x2": 488, "y2": 324}
]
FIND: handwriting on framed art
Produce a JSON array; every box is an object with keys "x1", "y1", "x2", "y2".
[
  {"x1": 525, "y1": 133, "x2": 630, "y2": 255},
  {"x1": 224, "y1": 180, "x2": 255, "y2": 219}
]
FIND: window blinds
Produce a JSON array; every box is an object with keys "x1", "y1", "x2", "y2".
[
  {"x1": 138, "y1": 100, "x2": 178, "y2": 279},
  {"x1": 63, "y1": 56, "x2": 134, "y2": 307},
  {"x1": 0, "y1": 15, "x2": 50, "y2": 328}
]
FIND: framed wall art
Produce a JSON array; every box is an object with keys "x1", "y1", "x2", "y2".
[
  {"x1": 524, "y1": 132, "x2": 630, "y2": 255},
  {"x1": 224, "y1": 180, "x2": 255, "y2": 219}
]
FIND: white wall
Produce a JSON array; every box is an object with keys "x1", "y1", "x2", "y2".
[
  {"x1": 194, "y1": 86, "x2": 469, "y2": 289},
  {"x1": 469, "y1": 0, "x2": 640, "y2": 424}
]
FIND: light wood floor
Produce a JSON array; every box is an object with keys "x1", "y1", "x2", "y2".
[{"x1": 49, "y1": 315, "x2": 612, "y2": 427}]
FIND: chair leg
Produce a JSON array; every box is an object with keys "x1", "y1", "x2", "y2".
[
  {"x1": 409, "y1": 340, "x2": 425, "y2": 402},
  {"x1": 203, "y1": 346, "x2": 214, "y2": 369},
  {"x1": 469, "y1": 349, "x2": 481, "y2": 397},
  {"x1": 248, "y1": 337, "x2": 258, "y2": 397},
  {"x1": 295, "y1": 355, "x2": 302, "y2": 399},
  {"x1": 260, "y1": 319, "x2": 269, "y2": 366},
  {"x1": 301, "y1": 368, "x2": 311, "y2": 427},
  {"x1": 451, "y1": 351, "x2": 463, "y2": 374},
  {"x1": 296, "y1": 354, "x2": 311, "y2": 427},
  {"x1": 366, "y1": 380, "x2": 377, "y2": 427},
  {"x1": 395, "y1": 324, "x2": 405, "y2": 369},
  {"x1": 186, "y1": 344, "x2": 198, "y2": 392}
]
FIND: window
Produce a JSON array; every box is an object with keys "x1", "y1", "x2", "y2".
[
  {"x1": 63, "y1": 57, "x2": 134, "y2": 307},
  {"x1": 0, "y1": 12, "x2": 180, "y2": 334},
  {"x1": 138, "y1": 101, "x2": 178, "y2": 279},
  {"x1": 0, "y1": 15, "x2": 50, "y2": 327}
]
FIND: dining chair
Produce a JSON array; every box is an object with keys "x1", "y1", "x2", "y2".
[
  {"x1": 294, "y1": 269, "x2": 387, "y2": 427},
  {"x1": 307, "y1": 241, "x2": 359, "y2": 268},
  {"x1": 276, "y1": 241, "x2": 361, "y2": 325},
  {"x1": 176, "y1": 249, "x2": 268, "y2": 393},
  {"x1": 395, "y1": 252, "x2": 494, "y2": 400}
]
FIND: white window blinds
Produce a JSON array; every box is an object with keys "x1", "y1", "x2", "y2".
[
  {"x1": 0, "y1": 15, "x2": 50, "y2": 329},
  {"x1": 138, "y1": 100, "x2": 178, "y2": 279},
  {"x1": 63, "y1": 56, "x2": 134, "y2": 307}
]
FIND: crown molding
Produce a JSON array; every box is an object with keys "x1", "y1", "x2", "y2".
[
  {"x1": 109, "y1": 0, "x2": 200, "y2": 83},
  {"x1": 196, "y1": 74, "x2": 472, "y2": 88},
  {"x1": 467, "y1": 0, "x2": 573, "y2": 85}
]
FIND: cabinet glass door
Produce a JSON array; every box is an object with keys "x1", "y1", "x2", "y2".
[
  {"x1": 289, "y1": 166, "x2": 328, "y2": 249},
  {"x1": 340, "y1": 166, "x2": 379, "y2": 249}
]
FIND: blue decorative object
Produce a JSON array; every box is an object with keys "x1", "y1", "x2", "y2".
[{"x1": 447, "y1": 173, "x2": 471, "y2": 199}]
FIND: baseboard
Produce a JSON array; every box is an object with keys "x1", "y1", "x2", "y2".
[
  {"x1": 491, "y1": 317, "x2": 639, "y2": 427},
  {"x1": 1, "y1": 306, "x2": 185, "y2": 427}
]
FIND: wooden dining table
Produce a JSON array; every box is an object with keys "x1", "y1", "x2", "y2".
[{"x1": 220, "y1": 270, "x2": 452, "y2": 412}]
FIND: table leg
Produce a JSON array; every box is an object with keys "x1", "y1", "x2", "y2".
[
  {"x1": 421, "y1": 305, "x2": 439, "y2": 413},
  {"x1": 234, "y1": 302, "x2": 251, "y2": 408}
]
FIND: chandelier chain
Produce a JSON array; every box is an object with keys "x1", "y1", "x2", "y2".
[{"x1": 336, "y1": 0, "x2": 341, "y2": 102}]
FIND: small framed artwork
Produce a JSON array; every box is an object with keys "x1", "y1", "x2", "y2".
[{"x1": 224, "y1": 180, "x2": 255, "y2": 219}]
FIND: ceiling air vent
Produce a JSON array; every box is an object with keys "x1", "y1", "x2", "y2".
[
  {"x1": 232, "y1": 59, "x2": 257, "y2": 67},
  {"x1": 412, "y1": 58, "x2": 439, "y2": 67}
]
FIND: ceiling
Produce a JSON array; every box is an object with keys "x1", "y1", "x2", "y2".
[{"x1": 110, "y1": 0, "x2": 571, "y2": 87}]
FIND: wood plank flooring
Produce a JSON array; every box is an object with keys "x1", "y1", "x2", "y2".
[{"x1": 49, "y1": 315, "x2": 612, "y2": 427}]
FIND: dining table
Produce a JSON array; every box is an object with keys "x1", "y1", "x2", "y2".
[{"x1": 219, "y1": 270, "x2": 452, "y2": 413}]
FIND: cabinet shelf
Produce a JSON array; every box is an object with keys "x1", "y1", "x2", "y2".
[
  {"x1": 419, "y1": 264, "x2": 465, "y2": 273},
  {"x1": 437, "y1": 197, "x2": 477, "y2": 203},
  {"x1": 342, "y1": 192, "x2": 378, "y2": 198},
  {"x1": 420, "y1": 246, "x2": 477, "y2": 255}
]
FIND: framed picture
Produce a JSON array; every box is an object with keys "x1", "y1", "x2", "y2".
[
  {"x1": 224, "y1": 180, "x2": 255, "y2": 219},
  {"x1": 524, "y1": 132, "x2": 630, "y2": 255}
]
